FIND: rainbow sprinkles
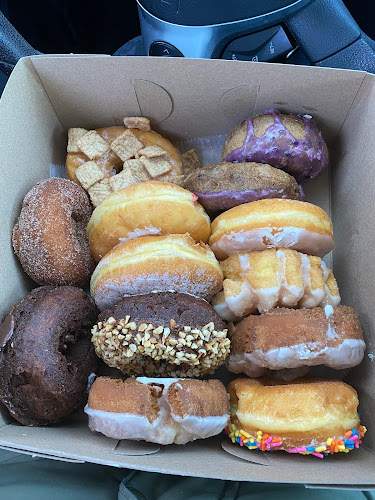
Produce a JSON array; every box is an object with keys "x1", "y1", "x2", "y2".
[{"x1": 226, "y1": 423, "x2": 367, "y2": 458}]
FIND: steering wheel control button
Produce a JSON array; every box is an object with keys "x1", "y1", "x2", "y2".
[
  {"x1": 220, "y1": 25, "x2": 293, "y2": 63},
  {"x1": 149, "y1": 41, "x2": 184, "y2": 57}
]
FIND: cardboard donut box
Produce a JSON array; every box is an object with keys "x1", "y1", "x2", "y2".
[{"x1": 0, "y1": 55, "x2": 375, "y2": 488}]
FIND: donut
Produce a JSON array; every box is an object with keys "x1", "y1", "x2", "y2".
[
  {"x1": 209, "y1": 199, "x2": 334, "y2": 260},
  {"x1": 212, "y1": 248, "x2": 340, "y2": 321},
  {"x1": 184, "y1": 162, "x2": 303, "y2": 215},
  {"x1": 222, "y1": 109, "x2": 328, "y2": 183},
  {"x1": 91, "y1": 292, "x2": 230, "y2": 377},
  {"x1": 12, "y1": 178, "x2": 95, "y2": 286},
  {"x1": 90, "y1": 234, "x2": 223, "y2": 311},
  {"x1": 85, "y1": 376, "x2": 229, "y2": 445},
  {"x1": 0, "y1": 286, "x2": 98, "y2": 426},
  {"x1": 87, "y1": 180, "x2": 211, "y2": 262},
  {"x1": 227, "y1": 306, "x2": 365, "y2": 378},
  {"x1": 226, "y1": 377, "x2": 367, "y2": 457}
]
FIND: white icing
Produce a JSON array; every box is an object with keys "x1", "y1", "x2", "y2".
[
  {"x1": 324, "y1": 304, "x2": 334, "y2": 318},
  {"x1": 227, "y1": 339, "x2": 366, "y2": 373},
  {"x1": 116, "y1": 226, "x2": 162, "y2": 246},
  {"x1": 85, "y1": 380, "x2": 229, "y2": 445},
  {"x1": 211, "y1": 227, "x2": 334, "y2": 260}
]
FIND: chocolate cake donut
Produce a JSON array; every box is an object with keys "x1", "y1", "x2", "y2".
[
  {"x1": 92, "y1": 292, "x2": 230, "y2": 377},
  {"x1": 0, "y1": 286, "x2": 98, "y2": 426},
  {"x1": 222, "y1": 110, "x2": 328, "y2": 183}
]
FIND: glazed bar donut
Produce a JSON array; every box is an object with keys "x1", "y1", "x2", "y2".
[
  {"x1": 12, "y1": 178, "x2": 95, "y2": 286},
  {"x1": 85, "y1": 376, "x2": 229, "y2": 445},
  {"x1": 227, "y1": 377, "x2": 367, "y2": 458},
  {"x1": 87, "y1": 180, "x2": 211, "y2": 262},
  {"x1": 66, "y1": 125, "x2": 183, "y2": 184},
  {"x1": 209, "y1": 199, "x2": 334, "y2": 260},
  {"x1": 184, "y1": 162, "x2": 303, "y2": 215},
  {"x1": 222, "y1": 109, "x2": 328, "y2": 183},
  {"x1": 212, "y1": 248, "x2": 340, "y2": 321},
  {"x1": 227, "y1": 306, "x2": 365, "y2": 378},
  {"x1": 90, "y1": 234, "x2": 223, "y2": 310},
  {"x1": 92, "y1": 292, "x2": 230, "y2": 377}
]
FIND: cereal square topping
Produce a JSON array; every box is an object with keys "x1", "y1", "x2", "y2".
[
  {"x1": 75, "y1": 161, "x2": 104, "y2": 190},
  {"x1": 77, "y1": 130, "x2": 110, "y2": 159},
  {"x1": 109, "y1": 169, "x2": 139, "y2": 191},
  {"x1": 163, "y1": 175, "x2": 186, "y2": 187},
  {"x1": 123, "y1": 116, "x2": 151, "y2": 131},
  {"x1": 88, "y1": 178, "x2": 112, "y2": 207},
  {"x1": 67, "y1": 128, "x2": 88, "y2": 153},
  {"x1": 140, "y1": 155, "x2": 172, "y2": 177},
  {"x1": 138, "y1": 145, "x2": 166, "y2": 158},
  {"x1": 123, "y1": 159, "x2": 150, "y2": 181},
  {"x1": 110, "y1": 129, "x2": 144, "y2": 162},
  {"x1": 182, "y1": 149, "x2": 201, "y2": 175}
]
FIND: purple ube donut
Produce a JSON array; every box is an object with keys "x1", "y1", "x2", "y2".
[
  {"x1": 222, "y1": 110, "x2": 328, "y2": 184},
  {"x1": 184, "y1": 162, "x2": 303, "y2": 216}
]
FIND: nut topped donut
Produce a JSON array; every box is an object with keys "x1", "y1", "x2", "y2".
[
  {"x1": 87, "y1": 180, "x2": 211, "y2": 262},
  {"x1": 90, "y1": 234, "x2": 223, "y2": 311},
  {"x1": 0, "y1": 286, "x2": 98, "y2": 426},
  {"x1": 92, "y1": 291, "x2": 229, "y2": 377},
  {"x1": 222, "y1": 109, "x2": 328, "y2": 183},
  {"x1": 12, "y1": 178, "x2": 95, "y2": 286},
  {"x1": 209, "y1": 199, "x2": 334, "y2": 260},
  {"x1": 227, "y1": 377, "x2": 367, "y2": 457}
]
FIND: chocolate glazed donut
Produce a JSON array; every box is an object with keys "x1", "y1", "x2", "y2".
[{"x1": 0, "y1": 286, "x2": 99, "y2": 426}]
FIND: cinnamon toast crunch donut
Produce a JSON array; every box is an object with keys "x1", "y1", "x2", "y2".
[
  {"x1": 222, "y1": 110, "x2": 328, "y2": 183},
  {"x1": 90, "y1": 234, "x2": 223, "y2": 310},
  {"x1": 209, "y1": 199, "x2": 334, "y2": 260},
  {"x1": 87, "y1": 181, "x2": 211, "y2": 262},
  {"x1": 227, "y1": 306, "x2": 365, "y2": 378},
  {"x1": 85, "y1": 376, "x2": 229, "y2": 444},
  {"x1": 227, "y1": 377, "x2": 366, "y2": 457}
]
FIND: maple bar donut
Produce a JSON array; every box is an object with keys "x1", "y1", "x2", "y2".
[
  {"x1": 85, "y1": 376, "x2": 229, "y2": 444},
  {"x1": 212, "y1": 248, "x2": 340, "y2": 321},
  {"x1": 12, "y1": 178, "x2": 95, "y2": 286},
  {"x1": 0, "y1": 286, "x2": 98, "y2": 426},
  {"x1": 227, "y1": 306, "x2": 365, "y2": 378},
  {"x1": 209, "y1": 198, "x2": 334, "y2": 260},
  {"x1": 226, "y1": 377, "x2": 367, "y2": 457},
  {"x1": 222, "y1": 109, "x2": 328, "y2": 183},
  {"x1": 87, "y1": 180, "x2": 211, "y2": 262},
  {"x1": 90, "y1": 234, "x2": 223, "y2": 310},
  {"x1": 66, "y1": 121, "x2": 183, "y2": 206},
  {"x1": 184, "y1": 162, "x2": 303, "y2": 215},
  {"x1": 91, "y1": 291, "x2": 230, "y2": 377}
]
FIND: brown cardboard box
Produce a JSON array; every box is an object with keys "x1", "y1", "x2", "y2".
[{"x1": 0, "y1": 55, "x2": 375, "y2": 486}]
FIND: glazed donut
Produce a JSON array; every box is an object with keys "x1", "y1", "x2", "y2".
[
  {"x1": 87, "y1": 180, "x2": 211, "y2": 262},
  {"x1": 66, "y1": 125, "x2": 183, "y2": 184},
  {"x1": 227, "y1": 306, "x2": 365, "y2": 378},
  {"x1": 0, "y1": 286, "x2": 98, "y2": 426},
  {"x1": 184, "y1": 162, "x2": 302, "y2": 215},
  {"x1": 12, "y1": 178, "x2": 95, "y2": 286},
  {"x1": 90, "y1": 234, "x2": 223, "y2": 311},
  {"x1": 212, "y1": 248, "x2": 340, "y2": 321},
  {"x1": 227, "y1": 377, "x2": 367, "y2": 457},
  {"x1": 209, "y1": 199, "x2": 334, "y2": 260},
  {"x1": 85, "y1": 376, "x2": 229, "y2": 445},
  {"x1": 222, "y1": 109, "x2": 328, "y2": 183},
  {"x1": 91, "y1": 292, "x2": 230, "y2": 377}
]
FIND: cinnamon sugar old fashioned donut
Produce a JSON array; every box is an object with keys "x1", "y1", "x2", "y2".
[
  {"x1": 0, "y1": 286, "x2": 98, "y2": 426},
  {"x1": 227, "y1": 377, "x2": 367, "y2": 457},
  {"x1": 213, "y1": 248, "x2": 340, "y2": 321},
  {"x1": 87, "y1": 181, "x2": 211, "y2": 262},
  {"x1": 90, "y1": 234, "x2": 223, "y2": 310},
  {"x1": 222, "y1": 109, "x2": 328, "y2": 183},
  {"x1": 12, "y1": 178, "x2": 95, "y2": 286},
  {"x1": 209, "y1": 199, "x2": 334, "y2": 261},
  {"x1": 227, "y1": 306, "x2": 365, "y2": 378},
  {"x1": 85, "y1": 377, "x2": 229, "y2": 444}
]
